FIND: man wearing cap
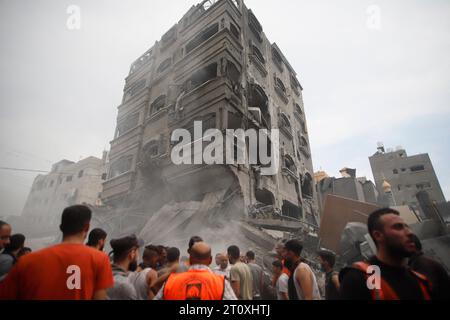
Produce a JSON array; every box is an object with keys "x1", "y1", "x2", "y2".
[
  {"x1": 107, "y1": 235, "x2": 143, "y2": 300},
  {"x1": 154, "y1": 242, "x2": 237, "y2": 300}
]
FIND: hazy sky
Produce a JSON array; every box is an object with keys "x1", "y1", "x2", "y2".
[{"x1": 1, "y1": 0, "x2": 449, "y2": 216}]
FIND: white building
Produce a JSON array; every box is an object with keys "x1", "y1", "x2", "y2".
[{"x1": 21, "y1": 156, "x2": 106, "y2": 226}]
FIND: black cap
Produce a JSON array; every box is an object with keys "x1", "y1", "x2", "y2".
[{"x1": 110, "y1": 235, "x2": 144, "y2": 256}]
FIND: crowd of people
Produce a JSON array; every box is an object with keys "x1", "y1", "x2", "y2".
[{"x1": 0, "y1": 205, "x2": 449, "y2": 300}]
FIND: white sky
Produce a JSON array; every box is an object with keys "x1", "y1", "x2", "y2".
[{"x1": 1, "y1": 0, "x2": 449, "y2": 216}]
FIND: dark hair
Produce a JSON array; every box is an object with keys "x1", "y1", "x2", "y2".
[
  {"x1": 143, "y1": 245, "x2": 159, "y2": 260},
  {"x1": 318, "y1": 249, "x2": 336, "y2": 268},
  {"x1": 18, "y1": 247, "x2": 32, "y2": 258},
  {"x1": 167, "y1": 247, "x2": 180, "y2": 263},
  {"x1": 272, "y1": 260, "x2": 283, "y2": 269},
  {"x1": 87, "y1": 228, "x2": 107, "y2": 246},
  {"x1": 156, "y1": 245, "x2": 167, "y2": 254},
  {"x1": 367, "y1": 208, "x2": 400, "y2": 243},
  {"x1": 110, "y1": 235, "x2": 141, "y2": 262},
  {"x1": 285, "y1": 240, "x2": 303, "y2": 256},
  {"x1": 5, "y1": 234, "x2": 25, "y2": 253},
  {"x1": 59, "y1": 205, "x2": 92, "y2": 236},
  {"x1": 246, "y1": 250, "x2": 255, "y2": 261},
  {"x1": 227, "y1": 245, "x2": 240, "y2": 260},
  {"x1": 188, "y1": 236, "x2": 203, "y2": 251},
  {"x1": 411, "y1": 234, "x2": 422, "y2": 252}
]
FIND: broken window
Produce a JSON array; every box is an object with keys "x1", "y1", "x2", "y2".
[
  {"x1": 282, "y1": 200, "x2": 301, "y2": 219},
  {"x1": 109, "y1": 156, "x2": 133, "y2": 179},
  {"x1": 252, "y1": 45, "x2": 265, "y2": 65},
  {"x1": 157, "y1": 58, "x2": 172, "y2": 73},
  {"x1": 143, "y1": 141, "x2": 160, "y2": 159},
  {"x1": 272, "y1": 47, "x2": 284, "y2": 71},
  {"x1": 248, "y1": 10, "x2": 262, "y2": 42},
  {"x1": 299, "y1": 136, "x2": 308, "y2": 147},
  {"x1": 284, "y1": 155, "x2": 296, "y2": 173},
  {"x1": 255, "y1": 189, "x2": 275, "y2": 206},
  {"x1": 295, "y1": 103, "x2": 303, "y2": 117},
  {"x1": 66, "y1": 175, "x2": 73, "y2": 182},
  {"x1": 226, "y1": 60, "x2": 240, "y2": 87},
  {"x1": 301, "y1": 173, "x2": 314, "y2": 198},
  {"x1": 230, "y1": 23, "x2": 240, "y2": 40},
  {"x1": 410, "y1": 165, "x2": 425, "y2": 172},
  {"x1": 416, "y1": 182, "x2": 431, "y2": 190},
  {"x1": 227, "y1": 112, "x2": 243, "y2": 130},
  {"x1": 280, "y1": 113, "x2": 291, "y2": 129},
  {"x1": 150, "y1": 95, "x2": 166, "y2": 115},
  {"x1": 117, "y1": 113, "x2": 139, "y2": 137},
  {"x1": 186, "y1": 63, "x2": 218, "y2": 91},
  {"x1": 186, "y1": 23, "x2": 219, "y2": 54},
  {"x1": 279, "y1": 113, "x2": 292, "y2": 138},
  {"x1": 290, "y1": 73, "x2": 301, "y2": 93},
  {"x1": 78, "y1": 170, "x2": 84, "y2": 178},
  {"x1": 393, "y1": 169, "x2": 399, "y2": 174},
  {"x1": 275, "y1": 77, "x2": 286, "y2": 94},
  {"x1": 248, "y1": 83, "x2": 270, "y2": 128},
  {"x1": 125, "y1": 79, "x2": 146, "y2": 101}
]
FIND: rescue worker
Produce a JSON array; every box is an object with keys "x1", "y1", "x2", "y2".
[
  {"x1": 154, "y1": 242, "x2": 237, "y2": 300},
  {"x1": 340, "y1": 208, "x2": 431, "y2": 300}
]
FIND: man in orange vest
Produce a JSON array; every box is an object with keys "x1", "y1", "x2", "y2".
[
  {"x1": 153, "y1": 241, "x2": 237, "y2": 300},
  {"x1": 340, "y1": 208, "x2": 431, "y2": 300}
]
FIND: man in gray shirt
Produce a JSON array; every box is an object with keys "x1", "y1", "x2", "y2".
[
  {"x1": 107, "y1": 235, "x2": 143, "y2": 300},
  {"x1": 246, "y1": 250, "x2": 263, "y2": 300}
]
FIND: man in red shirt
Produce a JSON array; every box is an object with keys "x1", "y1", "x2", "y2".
[{"x1": 0, "y1": 205, "x2": 114, "y2": 300}]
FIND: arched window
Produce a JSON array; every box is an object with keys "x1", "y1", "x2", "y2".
[
  {"x1": 295, "y1": 103, "x2": 303, "y2": 116},
  {"x1": 280, "y1": 113, "x2": 291, "y2": 130},
  {"x1": 302, "y1": 173, "x2": 313, "y2": 198},
  {"x1": 252, "y1": 45, "x2": 265, "y2": 65},
  {"x1": 284, "y1": 155, "x2": 296, "y2": 173},
  {"x1": 275, "y1": 78, "x2": 286, "y2": 93},
  {"x1": 150, "y1": 95, "x2": 166, "y2": 115}
]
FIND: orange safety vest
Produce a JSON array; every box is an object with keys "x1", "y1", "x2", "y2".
[
  {"x1": 163, "y1": 269, "x2": 225, "y2": 300},
  {"x1": 353, "y1": 261, "x2": 431, "y2": 300}
]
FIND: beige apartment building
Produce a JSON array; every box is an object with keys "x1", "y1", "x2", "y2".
[{"x1": 101, "y1": 0, "x2": 319, "y2": 241}]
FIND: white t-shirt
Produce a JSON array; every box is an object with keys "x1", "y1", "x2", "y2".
[
  {"x1": 213, "y1": 265, "x2": 231, "y2": 280},
  {"x1": 128, "y1": 268, "x2": 152, "y2": 300},
  {"x1": 276, "y1": 273, "x2": 289, "y2": 300},
  {"x1": 293, "y1": 262, "x2": 321, "y2": 300}
]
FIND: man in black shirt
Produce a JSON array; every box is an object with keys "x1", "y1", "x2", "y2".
[
  {"x1": 340, "y1": 208, "x2": 431, "y2": 300},
  {"x1": 318, "y1": 249, "x2": 340, "y2": 300}
]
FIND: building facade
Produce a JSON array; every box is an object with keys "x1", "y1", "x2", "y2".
[
  {"x1": 101, "y1": 0, "x2": 318, "y2": 230},
  {"x1": 369, "y1": 144, "x2": 446, "y2": 215},
  {"x1": 22, "y1": 156, "x2": 106, "y2": 226},
  {"x1": 315, "y1": 168, "x2": 379, "y2": 215}
]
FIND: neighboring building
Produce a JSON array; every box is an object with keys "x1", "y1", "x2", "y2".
[
  {"x1": 101, "y1": 0, "x2": 319, "y2": 240},
  {"x1": 369, "y1": 144, "x2": 446, "y2": 217},
  {"x1": 22, "y1": 156, "x2": 106, "y2": 226},
  {"x1": 315, "y1": 168, "x2": 379, "y2": 215}
]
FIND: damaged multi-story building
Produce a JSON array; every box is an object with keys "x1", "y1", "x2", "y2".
[{"x1": 100, "y1": 0, "x2": 318, "y2": 256}]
